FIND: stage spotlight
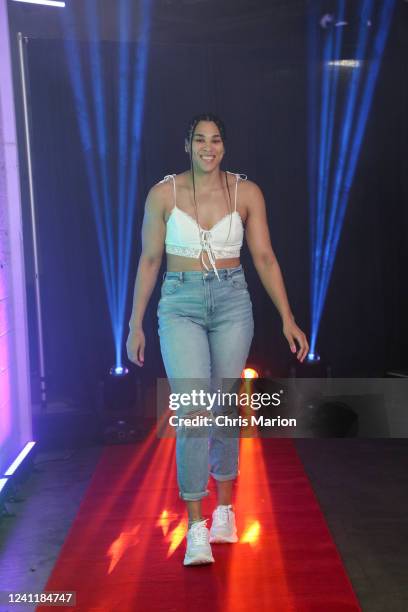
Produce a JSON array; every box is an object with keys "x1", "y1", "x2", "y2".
[
  {"x1": 290, "y1": 354, "x2": 331, "y2": 378},
  {"x1": 109, "y1": 365, "x2": 129, "y2": 377},
  {"x1": 97, "y1": 367, "x2": 144, "y2": 445},
  {"x1": 242, "y1": 367, "x2": 260, "y2": 379},
  {"x1": 103, "y1": 368, "x2": 139, "y2": 412}
]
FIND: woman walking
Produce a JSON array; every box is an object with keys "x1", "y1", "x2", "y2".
[{"x1": 127, "y1": 113, "x2": 309, "y2": 565}]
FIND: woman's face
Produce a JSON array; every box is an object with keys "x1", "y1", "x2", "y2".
[{"x1": 186, "y1": 121, "x2": 225, "y2": 172}]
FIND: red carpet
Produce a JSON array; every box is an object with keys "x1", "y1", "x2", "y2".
[{"x1": 36, "y1": 431, "x2": 361, "y2": 612}]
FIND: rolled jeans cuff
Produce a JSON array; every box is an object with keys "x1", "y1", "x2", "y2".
[
  {"x1": 209, "y1": 470, "x2": 239, "y2": 482},
  {"x1": 179, "y1": 489, "x2": 210, "y2": 501}
]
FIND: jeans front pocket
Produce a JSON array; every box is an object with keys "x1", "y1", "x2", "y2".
[
  {"x1": 231, "y1": 275, "x2": 248, "y2": 291},
  {"x1": 161, "y1": 279, "x2": 182, "y2": 296}
]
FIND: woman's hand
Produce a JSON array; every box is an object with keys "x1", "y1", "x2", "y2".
[
  {"x1": 283, "y1": 317, "x2": 309, "y2": 363},
  {"x1": 126, "y1": 327, "x2": 145, "y2": 367}
]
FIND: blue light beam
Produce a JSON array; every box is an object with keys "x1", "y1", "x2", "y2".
[
  {"x1": 84, "y1": 0, "x2": 117, "y2": 328},
  {"x1": 116, "y1": 0, "x2": 152, "y2": 368},
  {"x1": 309, "y1": 0, "x2": 395, "y2": 357},
  {"x1": 310, "y1": 0, "x2": 373, "y2": 352},
  {"x1": 315, "y1": 0, "x2": 396, "y2": 329},
  {"x1": 60, "y1": 10, "x2": 116, "y2": 328},
  {"x1": 309, "y1": 0, "x2": 345, "y2": 354},
  {"x1": 61, "y1": 1, "x2": 152, "y2": 371},
  {"x1": 314, "y1": 0, "x2": 374, "y2": 333},
  {"x1": 116, "y1": 0, "x2": 132, "y2": 368},
  {"x1": 307, "y1": 0, "x2": 319, "y2": 303}
]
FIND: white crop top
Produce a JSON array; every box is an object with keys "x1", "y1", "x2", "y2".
[{"x1": 160, "y1": 171, "x2": 247, "y2": 280}]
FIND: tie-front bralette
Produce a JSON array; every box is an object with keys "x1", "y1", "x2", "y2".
[{"x1": 160, "y1": 171, "x2": 247, "y2": 280}]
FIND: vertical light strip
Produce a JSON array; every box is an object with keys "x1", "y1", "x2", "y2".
[{"x1": 4, "y1": 441, "x2": 36, "y2": 476}]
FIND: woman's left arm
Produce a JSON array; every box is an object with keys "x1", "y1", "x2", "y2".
[{"x1": 244, "y1": 181, "x2": 309, "y2": 363}]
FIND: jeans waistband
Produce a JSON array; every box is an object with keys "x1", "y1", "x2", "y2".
[{"x1": 163, "y1": 265, "x2": 243, "y2": 282}]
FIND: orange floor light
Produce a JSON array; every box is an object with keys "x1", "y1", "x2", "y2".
[{"x1": 242, "y1": 367, "x2": 259, "y2": 379}]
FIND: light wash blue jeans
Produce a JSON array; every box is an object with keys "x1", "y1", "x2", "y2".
[{"x1": 157, "y1": 265, "x2": 254, "y2": 501}]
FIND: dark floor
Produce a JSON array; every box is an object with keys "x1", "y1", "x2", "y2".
[
  {"x1": 0, "y1": 439, "x2": 407, "y2": 612},
  {"x1": 295, "y1": 439, "x2": 408, "y2": 612}
]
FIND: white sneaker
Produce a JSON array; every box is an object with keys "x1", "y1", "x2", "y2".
[
  {"x1": 209, "y1": 505, "x2": 238, "y2": 543},
  {"x1": 183, "y1": 519, "x2": 215, "y2": 566}
]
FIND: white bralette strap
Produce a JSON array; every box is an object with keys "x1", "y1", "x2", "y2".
[
  {"x1": 160, "y1": 174, "x2": 177, "y2": 207},
  {"x1": 200, "y1": 230, "x2": 220, "y2": 281},
  {"x1": 226, "y1": 171, "x2": 248, "y2": 181},
  {"x1": 226, "y1": 171, "x2": 247, "y2": 212}
]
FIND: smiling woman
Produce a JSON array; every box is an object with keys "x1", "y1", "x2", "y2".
[{"x1": 126, "y1": 112, "x2": 308, "y2": 566}]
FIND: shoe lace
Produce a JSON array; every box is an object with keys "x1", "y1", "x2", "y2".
[
  {"x1": 214, "y1": 505, "x2": 232, "y2": 525},
  {"x1": 189, "y1": 519, "x2": 209, "y2": 545}
]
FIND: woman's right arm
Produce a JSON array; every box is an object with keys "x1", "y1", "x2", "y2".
[{"x1": 126, "y1": 184, "x2": 166, "y2": 366}]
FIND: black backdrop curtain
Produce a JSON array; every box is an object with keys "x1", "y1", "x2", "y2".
[{"x1": 21, "y1": 33, "x2": 407, "y2": 410}]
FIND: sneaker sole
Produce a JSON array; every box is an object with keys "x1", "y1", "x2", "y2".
[
  {"x1": 209, "y1": 533, "x2": 238, "y2": 543},
  {"x1": 183, "y1": 554, "x2": 215, "y2": 566}
]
